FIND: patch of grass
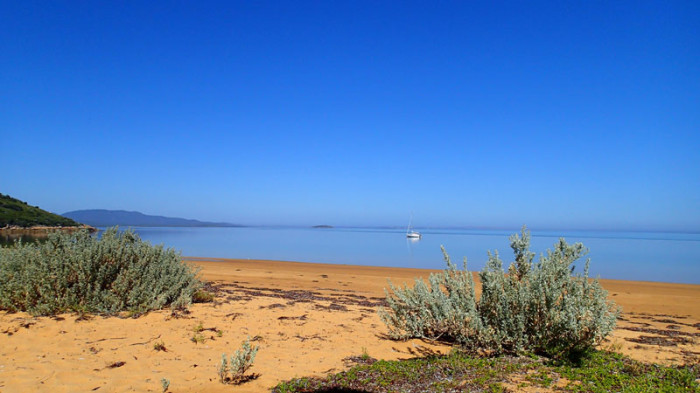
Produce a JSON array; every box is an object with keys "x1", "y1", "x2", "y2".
[
  {"x1": 153, "y1": 340, "x2": 167, "y2": 352},
  {"x1": 271, "y1": 351, "x2": 699, "y2": 393},
  {"x1": 548, "y1": 351, "x2": 699, "y2": 392},
  {"x1": 274, "y1": 351, "x2": 529, "y2": 393},
  {"x1": 191, "y1": 333, "x2": 205, "y2": 344},
  {"x1": 192, "y1": 290, "x2": 214, "y2": 303},
  {"x1": 360, "y1": 347, "x2": 371, "y2": 362},
  {"x1": 526, "y1": 369, "x2": 554, "y2": 387}
]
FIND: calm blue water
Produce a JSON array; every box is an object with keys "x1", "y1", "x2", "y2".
[{"x1": 104, "y1": 227, "x2": 700, "y2": 285}]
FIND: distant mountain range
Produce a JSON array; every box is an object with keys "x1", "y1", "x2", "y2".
[{"x1": 62, "y1": 209, "x2": 241, "y2": 228}]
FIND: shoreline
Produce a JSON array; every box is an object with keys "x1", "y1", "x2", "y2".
[
  {"x1": 185, "y1": 255, "x2": 700, "y2": 286},
  {"x1": 187, "y1": 256, "x2": 700, "y2": 367},
  {"x1": 0, "y1": 225, "x2": 97, "y2": 236},
  {"x1": 185, "y1": 257, "x2": 700, "y2": 320}
]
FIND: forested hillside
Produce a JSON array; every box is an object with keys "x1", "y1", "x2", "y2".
[{"x1": 0, "y1": 193, "x2": 81, "y2": 228}]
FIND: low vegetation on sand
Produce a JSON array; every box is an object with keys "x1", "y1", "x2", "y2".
[
  {"x1": 219, "y1": 336, "x2": 259, "y2": 384},
  {"x1": 273, "y1": 227, "x2": 699, "y2": 392},
  {"x1": 0, "y1": 227, "x2": 201, "y2": 316},
  {"x1": 380, "y1": 226, "x2": 619, "y2": 360},
  {"x1": 272, "y1": 350, "x2": 699, "y2": 392}
]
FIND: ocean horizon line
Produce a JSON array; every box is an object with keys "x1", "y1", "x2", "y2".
[
  {"x1": 96, "y1": 224, "x2": 700, "y2": 235},
  {"x1": 94, "y1": 225, "x2": 700, "y2": 243}
]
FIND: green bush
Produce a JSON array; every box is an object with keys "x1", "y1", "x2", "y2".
[
  {"x1": 380, "y1": 226, "x2": 619, "y2": 359},
  {"x1": 0, "y1": 227, "x2": 201, "y2": 316}
]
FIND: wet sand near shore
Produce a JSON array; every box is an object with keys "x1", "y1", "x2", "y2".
[{"x1": 0, "y1": 257, "x2": 698, "y2": 392}]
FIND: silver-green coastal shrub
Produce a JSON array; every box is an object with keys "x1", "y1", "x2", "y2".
[
  {"x1": 380, "y1": 247, "x2": 484, "y2": 343},
  {"x1": 0, "y1": 227, "x2": 201, "y2": 316},
  {"x1": 219, "y1": 336, "x2": 259, "y2": 384},
  {"x1": 379, "y1": 227, "x2": 619, "y2": 359}
]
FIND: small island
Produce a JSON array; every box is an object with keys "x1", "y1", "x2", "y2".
[{"x1": 312, "y1": 225, "x2": 334, "y2": 229}]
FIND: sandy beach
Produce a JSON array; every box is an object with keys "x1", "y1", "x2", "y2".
[{"x1": 0, "y1": 257, "x2": 698, "y2": 392}]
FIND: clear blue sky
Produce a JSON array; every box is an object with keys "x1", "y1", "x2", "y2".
[{"x1": 2, "y1": 1, "x2": 698, "y2": 230}]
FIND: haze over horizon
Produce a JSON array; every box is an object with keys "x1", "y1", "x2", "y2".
[
  {"x1": 2, "y1": 1, "x2": 698, "y2": 232},
  {"x1": 54, "y1": 208, "x2": 700, "y2": 233}
]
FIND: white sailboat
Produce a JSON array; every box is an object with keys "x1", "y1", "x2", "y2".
[{"x1": 406, "y1": 215, "x2": 421, "y2": 239}]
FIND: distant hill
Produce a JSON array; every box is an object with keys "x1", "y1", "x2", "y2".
[
  {"x1": 0, "y1": 193, "x2": 83, "y2": 228},
  {"x1": 62, "y1": 209, "x2": 241, "y2": 228}
]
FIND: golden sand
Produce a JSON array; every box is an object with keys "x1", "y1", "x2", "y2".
[{"x1": 0, "y1": 258, "x2": 697, "y2": 392}]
